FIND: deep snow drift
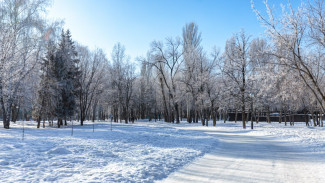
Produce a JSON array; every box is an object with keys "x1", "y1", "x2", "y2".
[{"x1": 0, "y1": 120, "x2": 324, "y2": 182}]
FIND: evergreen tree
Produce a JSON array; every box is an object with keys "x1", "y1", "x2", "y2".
[
  {"x1": 42, "y1": 30, "x2": 80, "y2": 127},
  {"x1": 55, "y1": 30, "x2": 80, "y2": 126}
]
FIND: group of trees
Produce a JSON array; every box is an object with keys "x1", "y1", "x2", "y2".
[
  {"x1": 2, "y1": 0, "x2": 325, "y2": 129},
  {"x1": 0, "y1": 0, "x2": 49, "y2": 129},
  {"x1": 132, "y1": 0, "x2": 325, "y2": 129},
  {"x1": 0, "y1": 0, "x2": 106, "y2": 129},
  {"x1": 33, "y1": 30, "x2": 80, "y2": 128}
]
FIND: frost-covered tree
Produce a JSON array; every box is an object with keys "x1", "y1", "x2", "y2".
[
  {"x1": 136, "y1": 54, "x2": 163, "y2": 121},
  {"x1": 223, "y1": 30, "x2": 252, "y2": 129},
  {"x1": 252, "y1": 0, "x2": 325, "y2": 118},
  {"x1": 182, "y1": 22, "x2": 202, "y2": 123},
  {"x1": 147, "y1": 37, "x2": 183, "y2": 123},
  {"x1": 77, "y1": 45, "x2": 107, "y2": 125},
  {"x1": 107, "y1": 43, "x2": 136, "y2": 123},
  {"x1": 0, "y1": 0, "x2": 49, "y2": 129}
]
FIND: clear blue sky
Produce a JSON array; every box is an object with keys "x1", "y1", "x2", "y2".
[{"x1": 47, "y1": 0, "x2": 298, "y2": 60}]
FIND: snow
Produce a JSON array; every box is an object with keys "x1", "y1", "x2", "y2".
[
  {"x1": 159, "y1": 122, "x2": 325, "y2": 183},
  {"x1": 0, "y1": 120, "x2": 325, "y2": 182},
  {"x1": 0, "y1": 120, "x2": 217, "y2": 182}
]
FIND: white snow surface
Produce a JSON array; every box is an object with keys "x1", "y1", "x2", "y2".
[
  {"x1": 0, "y1": 120, "x2": 217, "y2": 183},
  {"x1": 1, "y1": 120, "x2": 325, "y2": 183},
  {"x1": 159, "y1": 122, "x2": 325, "y2": 183}
]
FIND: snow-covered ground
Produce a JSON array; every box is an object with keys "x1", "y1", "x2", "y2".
[
  {"x1": 160, "y1": 122, "x2": 325, "y2": 183},
  {"x1": 176, "y1": 122, "x2": 325, "y2": 153},
  {"x1": 0, "y1": 120, "x2": 325, "y2": 182},
  {"x1": 0, "y1": 120, "x2": 217, "y2": 182}
]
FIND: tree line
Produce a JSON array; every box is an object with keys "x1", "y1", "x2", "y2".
[{"x1": 1, "y1": 0, "x2": 325, "y2": 129}]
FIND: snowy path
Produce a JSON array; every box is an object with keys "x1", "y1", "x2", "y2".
[{"x1": 158, "y1": 129, "x2": 325, "y2": 183}]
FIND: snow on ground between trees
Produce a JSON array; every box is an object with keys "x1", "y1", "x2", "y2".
[
  {"x1": 1, "y1": 121, "x2": 325, "y2": 182},
  {"x1": 0, "y1": 121, "x2": 217, "y2": 182}
]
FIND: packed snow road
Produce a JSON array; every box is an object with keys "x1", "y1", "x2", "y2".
[{"x1": 158, "y1": 127, "x2": 325, "y2": 183}]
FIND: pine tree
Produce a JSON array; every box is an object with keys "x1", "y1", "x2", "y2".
[
  {"x1": 65, "y1": 30, "x2": 81, "y2": 120},
  {"x1": 51, "y1": 30, "x2": 80, "y2": 127}
]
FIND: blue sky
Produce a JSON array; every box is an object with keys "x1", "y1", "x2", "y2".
[{"x1": 47, "y1": 0, "x2": 296, "y2": 60}]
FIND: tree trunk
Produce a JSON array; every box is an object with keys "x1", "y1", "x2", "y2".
[
  {"x1": 241, "y1": 94, "x2": 246, "y2": 129},
  {"x1": 174, "y1": 103, "x2": 180, "y2": 124},
  {"x1": 206, "y1": 109, "x2": 209, "y2": 127},
  {"x1": 11, "y1": 104, "x2": 19, "y2": 123},
  {"x1": 316, "y1": 112, "x2": 320, "y2": 127},
  {"x1": 195, "y1": 110, "x2": 199, "y2": 123},
  {"x1": 201, "y1": 110, "x2": 205, "y2": 126},
  {"x1": 267, "y1": 107, "x2": 270, "y2": 123},
  {"x1": 212, "y1": 108, "x2": 217, "y2": 127},
  {"x1": 80, "y1": 111, "x2": 84, "y2": 126},
  {"x1": 284, "y1": 111, "x2": 287, "y2": 126},
  {"x1": 241, "y1": 63, "x2": 246, "y2": 129},
  {"x1": 58, "y1": 118, "x2": 61, "y2": 128},
  {"x1": 125, "y1": 107, "x2": 128, "y2": 124},
  {"x1": 159, "y1": 77, "x2": 169, "y2": 122},
  {"x1": 178, "y1": 105, "x2": 181, "y2": 121},
  {"x1": 235, "y1": 108, "x2": 238, "y2": 123},
  {"x1": 242, "y1": 110, "x2": 246, "y2": 129},
  {"x1": 186, "y1": 96, "x2": 191, "y2": 123},
  {"x1": 250, "y1": 102, "x2": 253, "y2": 130},
  {"x1": 1, "y1": 97, "x2": 10, "y2": 129},
  {"x1": 37, "y1": 116, "x2": 41, "y2": 128}
]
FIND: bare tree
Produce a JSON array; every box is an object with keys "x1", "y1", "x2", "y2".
[
  {"x1": 107, "y1": 43, "x2": 136, "y2": 123},
  {"x1": 223, "y1": 30, "x2": 252, "y2": 129},
  {"x1": 147, "y1": 37, "x2": 183, "y2": 123},
  {"x1": 77, "y1": 45, "x2": 107, "y2": 125}
]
